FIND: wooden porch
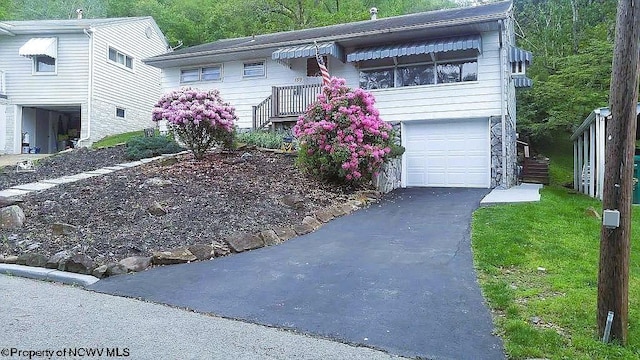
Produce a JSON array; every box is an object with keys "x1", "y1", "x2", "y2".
[{"x1": 252, "y1": 83, "x2": 322, "y2": 130}]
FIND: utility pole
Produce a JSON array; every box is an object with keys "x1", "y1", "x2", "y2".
[{"x1": 597, "y1": 0, "x2": 640, "y2": 345}]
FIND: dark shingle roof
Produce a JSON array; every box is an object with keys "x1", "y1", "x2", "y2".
[{"x1": 147, "y1": 1, "x2": 512, "y2": 64}]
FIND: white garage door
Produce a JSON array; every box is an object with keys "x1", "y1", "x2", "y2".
[{"x1": 404, "y1": 119, "x2": 490, "y2": 188}]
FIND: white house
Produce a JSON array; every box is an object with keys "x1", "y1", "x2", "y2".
[
  {"x1": 0, "y1": 16, "x2": 168, "y2": 154},
  {"x1": 144, "y1": 1, "x2": 531, "y2": 189}
]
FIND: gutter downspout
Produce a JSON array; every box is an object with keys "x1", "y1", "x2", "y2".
[
  {"x1": 498, "y1": 19, "x2": 507, "y2": 188},
  {"x1": 78, "y1": 27, "x2": 94, "y2": 147}
]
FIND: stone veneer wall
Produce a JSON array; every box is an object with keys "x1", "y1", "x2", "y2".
[
  {"x1": 490, "y1": 116, "x2": 518, "y2": 188},
  {"x1": 89, "y1": 99, "x2": 155, "y2": 146},
  {"x1": 374, "y1": 122, "x2": 402, "y2": 193}
]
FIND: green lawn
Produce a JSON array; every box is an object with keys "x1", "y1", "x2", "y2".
[{"x1": 91, "y1": 130, "x2": 144, "y2": 149}]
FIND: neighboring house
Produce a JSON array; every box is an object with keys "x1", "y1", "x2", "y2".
[
  {"x1": 0, "y1": 16, "x2": 168, "y2": 154},
  {"x1": 144, "y1": 0, "x2": 532, "y2": 189},
  {"x1": 571, "y1": 105, "x2": 640, "y2": 200}
]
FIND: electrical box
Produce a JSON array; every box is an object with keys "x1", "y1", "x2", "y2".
[{"x1": 603, "y1": 209, "x2": 620, "y2": 229}]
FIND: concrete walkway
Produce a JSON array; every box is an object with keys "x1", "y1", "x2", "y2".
[
  {"x1": 0, "y1": 153, "x2": 52, "y2": 167},
  {"x1": 90, "y1": 188, "x2": 505, "y2": 360},
  {"x1": 480, "y1": 183, "x2": 543, "y2": 205}
]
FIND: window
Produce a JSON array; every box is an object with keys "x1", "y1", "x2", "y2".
[
  {"x1": 180, "y1": 66, "x2": 222, "y2": 83},
  {"x1": 359, "y1": 59, "x2": 477, "y2": 90},
  {"x1": 34, "y1": 55, "x2": 56, "y2": 73},
  {"x1": 243, "y1": 61, "x2": 265, "y2": 78},
  {"x1": 108, "y1": 47, "x2": 133, "y2": 70},
  {"x1": 511, "y1": 61, "x2": 526, "y2": 75},
  {"x1": 116, "y1": 107, "x2": 125, "y2": 118},
  {"x1": 307, "y1": 56, "x2": 327, "y2": 77}
]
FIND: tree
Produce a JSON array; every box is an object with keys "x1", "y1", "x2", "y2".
[{"x1": 9, "y1": 0, "x2": 107, "y2": 19}]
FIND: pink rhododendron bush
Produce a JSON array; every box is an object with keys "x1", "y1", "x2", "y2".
[
  {"x1": 152, "y1": 88, "x2": 237, "y2": 159},
  {"x1": 293, "y1": 78, "x2": 400, "y2": 184}
]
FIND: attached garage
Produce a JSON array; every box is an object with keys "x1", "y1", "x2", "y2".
[{"x1": 402, "y1": 119, "x2": 490, "y2": 188}]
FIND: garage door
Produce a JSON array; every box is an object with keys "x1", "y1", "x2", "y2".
[{"x1": 404, "y1": 119, "x2": 490, "y2": 188}]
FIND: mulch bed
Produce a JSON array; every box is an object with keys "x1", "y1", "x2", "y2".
[{"x1": 0, "y1": 146, "x2": 361, "y2": 265}]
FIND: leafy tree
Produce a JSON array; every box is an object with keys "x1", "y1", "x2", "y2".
[{"x1": 9, "y1": 0, "x2": 107, "y2": 19}]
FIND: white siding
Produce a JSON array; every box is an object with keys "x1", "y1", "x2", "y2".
[
  {"x1": 0, "y1": 100, "x2": 6, "y2": 153},
  {"x1": 160, "y1": 30, "x2": 504, "y2": 128},
  {"x1": 0, "y1": 33, "x2": 89, "y2": 104},
  {"x1": 91, "y1": 18, "x2": 167, "y2": 142},
  {"x1": 161, "y1": 57, "x2": 323, "y2": 129}
]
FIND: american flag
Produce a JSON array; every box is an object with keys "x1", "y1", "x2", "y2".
[{"x1": 315, "y1": 42, "x2": 331, "y2": 86}]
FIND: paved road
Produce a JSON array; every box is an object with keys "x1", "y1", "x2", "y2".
[
  {"x1": 91, "y1": 188, "x2": 505, "y2": 359},
  {"x1": 0, "y1": 275, "x2": 402, "y2": 360}
]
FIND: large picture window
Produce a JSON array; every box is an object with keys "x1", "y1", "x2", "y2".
[{"x1": 359, "y1": 59, "x2": 477, "y2": 90}]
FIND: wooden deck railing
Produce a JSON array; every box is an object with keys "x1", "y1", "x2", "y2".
[{"x1": 253, "y1": 83, "x2": 323, "y2": 129}]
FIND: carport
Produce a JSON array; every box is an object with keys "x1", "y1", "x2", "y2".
[
  {"x1": 571, "y1": 104, "x2": 640, "y2": 199},
  {"x1": 18, "y1": 105, "x2": 81, "y2": 154}
]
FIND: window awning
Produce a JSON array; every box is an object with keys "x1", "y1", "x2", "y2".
[
  {"x1": 19, "y1": 38, "x2": 58, "y2": 58},
  {"x1": 346, "y1": 34, "x2": 481, "y2": 62},
  {"x1": 509, "y1": 46, "x2": 532, "y2": 64},
  {"x1": 513, "y1": 76, "x2": 533, "y2": 88},
  {"x1": 272, "y1": 42, "x2": 344, "y2": 61}
]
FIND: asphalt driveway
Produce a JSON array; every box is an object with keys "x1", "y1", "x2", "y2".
[{"x1": 90, "y1": 188, "x2": 504, "y2": 359}]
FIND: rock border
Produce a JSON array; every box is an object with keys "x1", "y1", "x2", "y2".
[{"x1": 0, "y1": 189, "x2": 382, "y2": 279}]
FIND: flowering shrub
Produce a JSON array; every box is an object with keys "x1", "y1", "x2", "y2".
[
  {"x1": 152, "y1": 88, "x2": 237, "y2": 159},
  {"x1": 293, "y1": 77, "x2": 399, "y2": 183}
]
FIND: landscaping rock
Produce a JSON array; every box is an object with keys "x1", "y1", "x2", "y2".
[
  {"x1": 20, "y1": 253, "x2": 48, "y2": 267},
  {"x1": 187, "y1": 244, "x2": 214, "y2": 261},
  {"x1": 52, "y1": 222, "x2": 78, "y2": 236},
  {"x1": 142, "y1": 177, "x2": 173, "y2": 187},
  {"x1": 0, "y1": 197, "x2": 23, "y2": 208},
  {"x1": 340, "y1": 204, "x2": 355, "y2": 214},
  {"x1": 302, "y1": 216, "x2": 322, "y2": 230},
  {"x1": 226, "y1": 233, "x2": 264, "y2": 253},
  {"x1": 0, "y1": 205, "x2": 25, "y2": 229},
  {"x1": 212, "y1": 241, "x2": 231, "y2": 257},
  {"x1": 293, "y1": 223, "x2": 314, "y2": 236},
  {"x1": 46, "y1": 250, "x2": 72, "y2": 269},
  {"x1": 241, "y1": 152, "x2": 253, "y2": 161},
  {"x1": 119, "y1": 256, "x2": 152, "y2": 272},
  {"x1": 152, "y1": 247, "x2": 197, "y2": 265},
  {"x1": 272, "y1": 227, "x2": 297, "y2": 242},
  {"x1": 2, "y1": 255, "x2": 18, "y2": 264},
  {"x1": 65, "y1": 254, "x2": 95, "y2": 275},
  {"x1": 26, "y1": 242, "x2": 41, "y2": 251},
  {"x1": 259, "y1": 229, "x2": 280, "y2": 246},
  {"x1": 106, "y1": 263, "x2": 128, "y2": 276},
  {"x1": 92, "y1": 265, "x2": 108, "y2": 278},
  {"x1": 347, "y1": 200, "x2": 364, "y2": 208},
  {"x1": 281, "y1": 194, "x2": 305, "y2": 209},
  {"x1": 328, "y1": 205, "x2": 347, "y2": 217},
  {"x1": 314, "y1": 209, "x2": 334, "y2": 223},
  {"x1": 148, "y1": 201, "x2": 168, "y2": 216}
]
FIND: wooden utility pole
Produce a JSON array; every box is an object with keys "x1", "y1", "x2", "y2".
[{"x1": 597, "y1": 0, "x2": 640, "y2": 345}]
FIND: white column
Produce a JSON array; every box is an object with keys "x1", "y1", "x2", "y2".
[
  {"x1": 577, "y1": 135, "x2": 584, "y2": 194},
  {"x1": 589, "y1": 122, "x2": 596, "y2": 197},
  {"x1": 574, "y1": 139, "x2": 579, "y2": 191},
  {"x1": 598, "y1": 115, "x2": 606, "y2": 199}
]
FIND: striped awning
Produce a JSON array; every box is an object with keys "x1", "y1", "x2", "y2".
[
  {"x1": 509, "y1": 46, "x2": 532, "y2": 64},
  {"x1": 513, "y1": 76, "x2": 533, "y2": 88},
  {"x1": 272, "y1": 42, "x2": 344, "y2": 61},
  {"x1": 19, "y1": 37, "x2": 58, "y2": 58},
  {"x1": 346, "y1": 34, "x2": 481, "y2": 62}
]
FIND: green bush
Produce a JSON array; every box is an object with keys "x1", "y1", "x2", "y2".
[
  {"x1": 235, "y1": 130, "x2": 290, "y2": 149},
  {"x1": 125, "y1": 135, "x2": 184, "y2": 160}
]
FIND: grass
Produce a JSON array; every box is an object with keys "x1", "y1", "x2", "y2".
[
  {"x1": 473, "y1": 130, "x2": 640, "y2": 358},
  {"x1": 92, "y1": 130, "x2": 144, "y2": 149}
]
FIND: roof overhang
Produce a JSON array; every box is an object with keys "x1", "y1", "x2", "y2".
[
  {"x1": 571, "y1": 104, "x2": 640, "y2": 140},
  {"x1": 19, "y1": 37, "x2": 58, "y2": 58},
  {"x1": 346, "y1": 34, "x2": 481, "y2": 62},
  {"x1": 272, "y1": 42, "x2": 344, "y2": 61},
  {"x1": 144, "y1": 16, "x2": 505, "y2": 69}
]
